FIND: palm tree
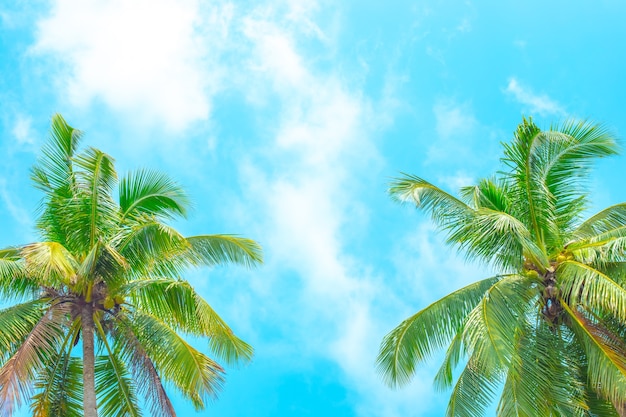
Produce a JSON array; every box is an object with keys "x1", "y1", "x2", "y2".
[
  {"x1": 377, "y1": 117, "x2": 626, "y2": 416},
  {"x1": 0, "y1": 114, "x2": 262, "y2": 417}
]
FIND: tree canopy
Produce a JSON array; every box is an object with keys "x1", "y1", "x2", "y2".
[
  {"x1": 0, "y1": 114, "x2": 263, "y2": 417},
  {"x1": 378, "y1": 117, "x2": 626, "y2": 416}
]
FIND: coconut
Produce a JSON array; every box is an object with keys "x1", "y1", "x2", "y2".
[{"x1": 103, "y1": 296, "x2": 115, "y2": 310}]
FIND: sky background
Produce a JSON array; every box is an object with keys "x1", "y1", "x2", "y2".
[{"x1": 2, "y1": 1, "x2": 626, "y2": 416}]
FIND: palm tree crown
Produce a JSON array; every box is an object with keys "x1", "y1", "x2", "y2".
[
  {"x1": 0, "y1": 114, "x2": 262, "y2": 417},
  {"x1": 378, "y1": 117, "x2": 626, "y2": 416}
]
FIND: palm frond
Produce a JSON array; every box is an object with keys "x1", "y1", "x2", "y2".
[
  {"x1": 0, "y1": 254, "x2": 37, "y2": 301},
  {"x1": 449, "y1": 208, "x2": 548, "y2": 271},
  {"x1": 94, "y1": 321, "x2": 141, "y2": 417},
  {"x1": 433, "y1": 330, "x2": 465, "y2": 391},
  {"x1": 71, "y1": 147, "x2": 118, "y2": 250},
  {"x1": 389, "y1": 174, "x2": 472, "y2": 224},
  {"x1": 462, "y1": 275, "x2": 537, "y2": 372},
  {"x1": 446, "y1": 355, "x2": 499, "y2": 417},
  {"x1": 111, "y1": 315, "x2": 176, "y2": 417},
  {"x1": 21, "y1": 242, "x2": 77, "y2": 287},
  {"x1": 497, "y1": 323, "x2": 587, "y2": 417},
  {"x1": 559, "y1": 261, "x2": 626, "y2": 323},
  {"x1": 124, "y1": 278, "x2": 253, "y2": 365},
  {"x1": 0, "y1": 300, "x2": 48, "y2": 362},
  {"x1": 186, "y1": 235, "x2": 263, "y2": 268},
  {"x1": 30, "y1": 114, "x2": 83, "y2": 193},
  {"x1": 562, "y1": 303, "x2": 626, "y2": 409},
  {"x1": 0, "y1": 303, "x2": 69, "y2": 416},
  {"x1": 459, "y1": 178, "x2": 511, "y2": 211},
  {"x1": 115, "y1": 221, "x2": 189, "y2": 278},
  {"x1": 30, "y1": 320, "x2": 82, "y2": 417},
  {"x1": 126, "y1": 312, "x2": 225, "y2": 410},
  {"x1": 377, "y1": 276, "x2": 498, "y2": 387},
  {"x1": 119, "y1": 169, "x2": 189, "y2": 221},
  {"x1": 573, "y1": 203, "x2": 626, "y2": 240}
]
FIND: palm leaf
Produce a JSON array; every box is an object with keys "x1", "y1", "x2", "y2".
[
  {"x1": 30, "y1": 113, "x2": 82, "y2": 193},
  {"x1": 0, "y1": 254, "x2": 37, "y2": 301},
  {"x1": 562, "y1": 303, "x2": 626, "y2": 409},
  {"x1": 186, "y1": 235, "x2": 263, "y2": 268},
  {"x1": 31, "y1": 321, "x2": 82, "y2": 417},
  {"x1": 124, "y1": 278, "x2": 253, "y2": 365},
  {"x1": 573, "y1": 203, "x2": 626, "y2": 240},
  {"x1": 119, "y1": 169, "x2": 189, "y2": 221},
  {"x1": 559, "y1": 261, "x2": 626, "y2": 323},
  {"x1": 125, "y1": 312, "x2": 225, "y2": 410},
  {"x1": 72, "y1": 147, "x2": 118, "y2": 250},
  {"x1": 21, "y1": 242, "x2": 77, "y2": 287},
  {"x1": 446, "y1": 355, "x2": 499, "y2": 417},
  {"x1": 377, "y1": 276, "x2": 498, "y2": 387},
  {"x1": 0, "y1": 300, "x2": 48, "y2": 362},
  {"x1": 389, "y1": 174, "x2": 471, "y2": 226},
  {"x1": 111, "y1": 315, "x2": 176, "y2": 417},
  {"x1": 94, "y1": 320, "x2": 141, "y2": 417},
  {"x1": 0, "y1": 303, "x2": 69, "y2": 416}
]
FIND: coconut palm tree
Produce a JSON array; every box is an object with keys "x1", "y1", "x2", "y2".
[
  {"x1": 377, "y1": 117, "x2": 626, "y2": 416},
  {"x1": 0, "y1": 114, "x2": 262, "y2": 417}
]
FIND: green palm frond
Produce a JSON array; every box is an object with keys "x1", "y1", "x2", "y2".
[
  {"x1": 0, "y1": 303, "x2": 69, "y2": 416},
  {"x1": 115, "y1": 220, "x2": 189, "y2": 278},
  {"x1": 377, "y1": 276, "x2": 498, "y2": 387},
  {"x1": 124, "y1": 278, "x2": 253, "y2": 364},
  {"x1": 111, "y1": 316, "x2": 176, "y2": 417},
  {"x1": 94, "y1": 355, "x2": 140, "y2": 417},
  {"x1": 94, "y1": 320, "x2": 141, "y2": 417},
  {"x1": 433, "y1": 330, "x2": 465, "y2": 391},
  {"x1": 563, "y1": 303, "x2": 626, "y2": 408},
  {"x1": 21, "y1": 242, "x2": 77, "y2": 287},
  {"x1": 0, "y1": 256, "x2": 36, "y2": 300},
  {"x1": 0, "y1": 300, "x2": 48, "y2": 361},
  {"x1": 32, "y1": 357, "x2": 83, "y2": 417},
  {"x1": 497, "y1": 323, "x2": 587, "y2": 417},
  {"x1": 71, "y1": 147, "x2": 118, "y2": 250},
  {"x1": 31, "y1": 321, "x2": 83, "y2": 417},
  {"x1": 119, "y1": 169, "x2": 189, "y2": 221},
  {"x1": 126, "y1": 312, "x2": 225, "y2": 410},
  {"x1": 446, "y1": 355, "x2": 499, "y2": 417},
  {"x1": 574, "y1": 203, "x2": 626, "y2": 240},
  {"x1": 186, "y1": 235, "x2": 263, "y2": 268},
  {"x1": 559, "y1": 261, "x2": 626, "y2": 323},
  {"x1": 30, "y1": 114, "x2": 82, "y2": 193},
  {"x1": 462, "y1": 275, "x2": 537, "y2": 372},
  {"x1": 459, "y1": 178, "x2": 511, "y2": 211},
  {"x1": 390, "y1": 174, "x2": 471, "y2": 225},
  {"x1": 450, "y1": 208, "x2": 548, "y2": 271}
]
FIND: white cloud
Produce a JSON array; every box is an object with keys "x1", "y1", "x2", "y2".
[
  {"x1": 12, "y1": 114, "x2": 34, "y2": 145},
  {"x1": 427, "y1": 99, "x2": 502, "y2": 171},
  {"x1": 228, "y1": 6, "x2": 440, "y2": 416},
  {"x1": 32, "y1": 0, "x2": 230, "y2": 131},
  {"x1": 433, "y1": 99, "x2": 476, "y2": 141},
  {"x1": 428, "y1": 100, "x2": 476, "y2": 163},
  {"x1": 505, "y1": 77, "x2": 566, "y2": 117}
]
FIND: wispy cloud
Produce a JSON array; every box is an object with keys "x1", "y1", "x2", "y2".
[
  {"x1": 427, "y1": 99, "x2": 500, "y2": 170},
  {"x1": 12, "y1": 114, "x2": 35, "y2": 146},
  {"x1": 505, "y1": 77, "x2": 566, "y2": 116},
  {"x1": 32, "y1": 0, "x2": 231, "y2": 131},
  {"x1": 224, "y1": 4, "x2": 438, "y2": 416}
]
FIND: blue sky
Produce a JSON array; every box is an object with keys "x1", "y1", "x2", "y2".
[{"x1": 2, "y1": 1, "x2": 626, "y2": 416}]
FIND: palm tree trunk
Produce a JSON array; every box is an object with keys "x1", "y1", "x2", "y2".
[{"x1": 82, "y1": 302, "x2": 98, "y2": 417}]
